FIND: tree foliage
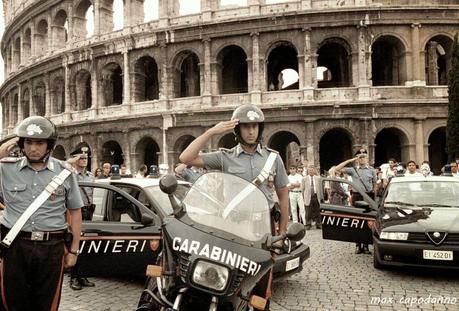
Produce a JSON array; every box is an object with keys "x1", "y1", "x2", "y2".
[{"x1": 447, "y1": 33, "x2": 459, "y2": 161}]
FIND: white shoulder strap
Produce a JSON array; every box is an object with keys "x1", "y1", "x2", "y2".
[
  {"x1": 253, "y1": 152, "x2": 277, "y2": 186},
  {"x1": 1, "y1": 168, "x2": 72, "y2": 248}
]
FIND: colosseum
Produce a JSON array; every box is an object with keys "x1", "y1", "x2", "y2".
[{"x1": 0, "y1": 0, "x2": 456, "y2": 174}]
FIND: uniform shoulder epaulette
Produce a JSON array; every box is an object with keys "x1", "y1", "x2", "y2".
[
  {"x1": 218, "y1": 147, "x2": 232, "y2": 153},
  {"x1": 0, "y1": 157, "x2": 21, "y2": 163},
  {"x1": 265, "y1": 147, "x2": 279, "y2": 154}
]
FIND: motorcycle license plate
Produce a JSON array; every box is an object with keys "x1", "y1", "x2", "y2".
[
  {"x1": 423, "y1": 250, "x2": 453, "y2": 261},
  {"x1": 285, "y1": 257, "x2": 300, "y2": 271}
]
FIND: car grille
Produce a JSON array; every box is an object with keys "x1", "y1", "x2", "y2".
[
  {"x1": 408, "y1": 232, "x2": 459, "y2": 245},
  {"x1": 178, "y1": 253, "x2": 191, "y2": 281}
]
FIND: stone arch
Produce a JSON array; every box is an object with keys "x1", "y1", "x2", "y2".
[
  {"x1": 316, "y1": 37, "x2": 352, "y2": 88},
  {"x1": 12, "y1": 93, "x2": 18, "y2": 126},
  {"x1": 428, "y1": 126, "x2": 446, "y2": 175},
  {"x1": 112, "y1": 0, "x2": 124, "y2": 31},
  {"x1": 173, "y1": 135, "x2": 196, "y2": 163},
  {"x1": 217, "y1": 133, "x2": 237, "y2": 149},
  {"x1": 22, "y1": 88, "x2": 30, "y2": 119},
  {"x1": 13, "y1": 37, "x2": 21, "y2": 70},
  {"x1": 371, "y1": 34, "x2": 407, "y2": 86},
  {"x1": 53, "y1": 9, "x2": 68, "y2": 49},
  {"x1": 101, "y1": 140, "x2": 124, "y2": 165},
  {"x1": 216, "y1": 45, "x2": 248, "y2": 94},
  {"x1": 374, "y1": 127, "x2": 411, "y2": 166},
  {"x1": 23, "y1": 28, "x2": 31, "y2": 61},
  {"x1": 101, "y1": 62, "x2": 123, "y2": 106},
  {"x1": 36, "y1": 19, "x2": 48, "y2": 56},
  {"x1": 51, "y1": 76, "x2": 65, "y2": 115},
  {"x1": 34, "y1": 82, "x2": 46, "y2": 116},
  {"x1": 172, "y1": 50, "x2": 201, "y2": 98},
  {"x1": 74, "y1": 0, "x2": 94, "y2": 40},
  {"x1": 75, "y1": 69, "x2": 92, "y2": 110},
  {"x1": 319, "y1": 128, "x2": 353, "y2": 174},
  {"x1": 52, "y1": 145, "x2": 66, "y2": 160},
  {"x1": 144, "y1": 0, "x2": 158, "y2": 22},
  {"x1": 135, "y1": 136, "x2": 160, "y2": 169},
  {"x1": 267, "y1": 130, "x2": 301, "y2": 167},
  {"x1": 424, "y1": 34, "x2": 453, "y2": 86},
  {"x1": 133, "y1": 55, "x2": 159, "y2": 102},
  {"x1": 266, "y1": 41, "x2": 299, "y2": 91}
]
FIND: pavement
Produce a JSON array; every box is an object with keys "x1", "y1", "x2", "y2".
[{"x1": 60, "y1": 229, "x2": 459, "y2": 310}]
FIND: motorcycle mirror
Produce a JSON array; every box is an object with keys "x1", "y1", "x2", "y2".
[
  {"x1": 159, "y1": 174, "x2": 178, "y2": 194},
  {"x1": 286, "y1": 222, "x2": 306, "y2": 242}
]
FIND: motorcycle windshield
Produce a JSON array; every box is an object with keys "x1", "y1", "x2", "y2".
[{"x1": 182, "y1": 172, "x2": 271, "y2": 242}]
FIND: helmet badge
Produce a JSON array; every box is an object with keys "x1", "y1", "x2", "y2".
[
  {"x1": 26, "y1": 124, "x2": 43, "y2": 136},
  {"x1": 247, "y1": 110, "x2": 260, "y2": 121}
]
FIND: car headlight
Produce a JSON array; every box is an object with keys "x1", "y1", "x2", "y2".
[
  {"x1": 192, "y1": 260, "x2": 229, "y2": 292},
  {"x1": 380, "y1": 232, "x2": 408, "y2": 240}
]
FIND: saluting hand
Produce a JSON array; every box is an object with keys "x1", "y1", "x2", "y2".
[
  {"x1": 208, "y1": 119, "x2": 239, "y2": 136},
  {"x1": 0, "y1": 137, "x2": 19, "y2": 159}
]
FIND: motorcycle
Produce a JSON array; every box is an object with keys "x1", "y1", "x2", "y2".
[{"x1": 137, "y1": 172, "x2": 305, "y2": 311}]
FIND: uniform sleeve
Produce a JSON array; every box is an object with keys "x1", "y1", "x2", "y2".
[
  {"x1": 201, "y1": 151, "x2": 224, "y2": 171},
  {"x1": 343, "y1": 167, "x2": 354, "y2": 176},
  {"x1": 66, "y1": 172, "x2": 84, "y2": 209},
  {"x1": 274, "y1": 154, "x2": 289, "y2": 189},
  {"x1": 0, "y1": 163, "x2": 3, "y2": 202}
]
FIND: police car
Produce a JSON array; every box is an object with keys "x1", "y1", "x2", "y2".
[
  {"x1": 319, "y1": 176, "x2": 459, "y2": 269},
  {"x1": 78, "y1": 177, "x2": 310, "y2": 278}
]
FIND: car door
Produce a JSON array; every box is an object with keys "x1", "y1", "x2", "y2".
[
  {"x1": 76, "y1": 182, "x2": 162, "y2": 277},
  {"x1": 318, "y1": 177, "x2": 378, "y2": 244}
]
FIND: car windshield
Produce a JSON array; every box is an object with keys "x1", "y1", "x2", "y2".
[
  {"x1": 385, "y1": 180, "x2": 459, "y2": 208},
  {"x1": 182, "y1": 172, "x2": 271, "y2": 242}
]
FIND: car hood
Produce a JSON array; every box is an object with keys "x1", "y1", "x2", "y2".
[{"x1": 380, "y1": 207, "x2": 459, "y2": 232}]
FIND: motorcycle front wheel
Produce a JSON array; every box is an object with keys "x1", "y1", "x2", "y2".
[{"x1": 136, "y1": 277, "x2": 166, "y2": 311}]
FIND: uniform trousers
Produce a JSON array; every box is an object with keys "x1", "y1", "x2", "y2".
[
  {"x1": 289, "y1": 191, "x2": 305, "y2": 224},
  {"x1": 1, "y1": 235, "x2": 65, "y2": 311}
]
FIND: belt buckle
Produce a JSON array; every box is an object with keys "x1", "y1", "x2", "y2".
[{"x1": 31, "y1": 231, "x2": 45, "y2": 241}]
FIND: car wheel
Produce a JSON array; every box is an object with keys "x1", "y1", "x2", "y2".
[{"x1": 373, "y1": 252, "x2": 384, "y2": 270}]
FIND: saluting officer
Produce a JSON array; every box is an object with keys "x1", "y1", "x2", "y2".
[
  {"x1": 0, "y1": 116, "x2": 84, "y2": 311},
  {"x1": 179, "y1": 104, "x2": 289, "y2": 309}
]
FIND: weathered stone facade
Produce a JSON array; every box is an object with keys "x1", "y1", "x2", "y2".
[{"x1": 1, "y1": 0, "x2": 456, "y2": 173}]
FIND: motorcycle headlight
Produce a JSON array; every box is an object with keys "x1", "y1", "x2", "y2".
[
  {"x1": 192, "y1": 260, "x2": 229, "y2": 292},
  {"x1": 380, "y1": 232, "x2": 408, "y2": 241}
]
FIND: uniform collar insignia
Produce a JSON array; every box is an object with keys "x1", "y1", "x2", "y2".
[
  {"x1": 235, "y1": 143, "x2": 263, "y2": 155},
  {"x1": 48, "y1": 161, "x2": 55, "y2": 172},
  {"x1": 19, "y1": 157, "x2": 27, "y2": 170}
]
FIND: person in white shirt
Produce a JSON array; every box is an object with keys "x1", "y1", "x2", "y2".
[
  {"x1": 381, "y1": 158, "x2": 397, "y2": 187},
  {"x1": 287, "y1": 165, "x2": 305, "y2": 224},
  {"x1": 450, "y1": 161, "x2": 459, "y2": 178},
  {"x1": 405, "y1": 160, "x2": 423, "y2": 176}
]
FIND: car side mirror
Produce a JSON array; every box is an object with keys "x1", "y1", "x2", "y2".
[
  {"x1": 354, "y1": 200, "x2": 370, "y2": 209},
  {"x1": 159, "y1": 174, "x2": 178, "y2": 194},
  {"x1": 141, "y1": 213, "x2": 154, "y2": 226},
  {"x1": 286, "y1": 222, "x2": 306, "y2": 241}
]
